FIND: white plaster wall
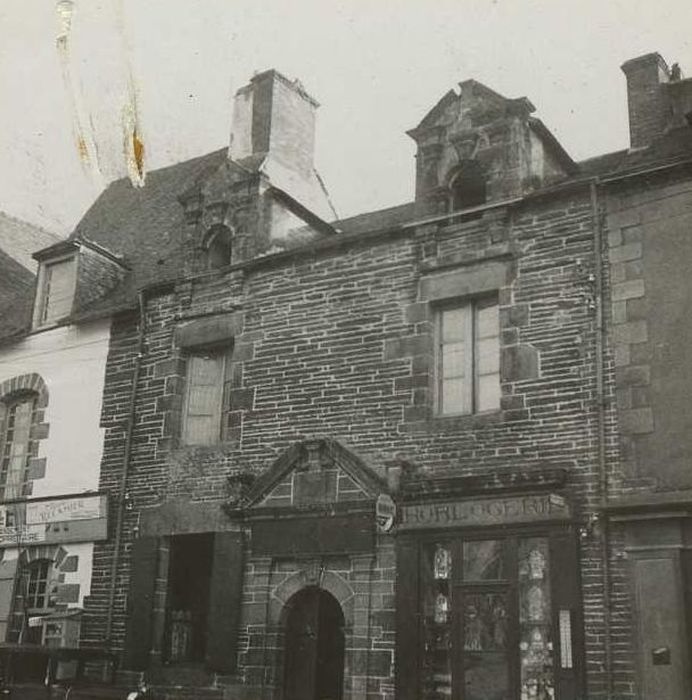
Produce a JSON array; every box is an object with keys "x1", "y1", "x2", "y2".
[
  {"x1": 0, "y1": 319, "x2": 110, "y2": 496},
  {"x1": 3, "y1": 542, "x2": 94, "y2": 607}
]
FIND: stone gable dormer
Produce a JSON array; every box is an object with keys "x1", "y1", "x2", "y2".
[{"x1": 407, "y1": 79, "x2": 576, "y2": 216}]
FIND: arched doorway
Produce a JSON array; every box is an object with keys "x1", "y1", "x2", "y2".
[{"x1": 283, "y1": 587, "x2": 345, "y2": 700}]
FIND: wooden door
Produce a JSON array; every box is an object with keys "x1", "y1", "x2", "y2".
[{"x1": 283, "y1": 587, "x2": 345, "y2": 700}]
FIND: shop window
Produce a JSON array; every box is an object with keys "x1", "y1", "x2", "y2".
[
  {"x1": 205, "y1": 225, "x2": 233, "y2": 270},
  {"x1": 35, "y1": 257, "x2": 76, "y2": 327},
  {"x1": 449, "y1": 161, "x2": 487, "y2": 211},
  {"x1": 165, "y1": 534, "x2": 214, "y2": 664},
  {"x1": 0, "y1": 393, "x2": 37, "y2": 500},
  {"x1": 417, "y1": 535, "x2": 560, "y2": 700},
  {"x1": 182, "y1": 351, "x2": 227, "y2": 445},
  {"x1": 435, "y1": 297, "x2": 500, "y2": 415}
]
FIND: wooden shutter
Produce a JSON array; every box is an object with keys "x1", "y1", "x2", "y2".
[
  {"x1": 205, "y1": 531, "x2": 244, "y2": 673},
  {"x1": 550, "y1": 530, "x2": 584, "y2": 700},
  {"x1": 395, "y1": 537, "x2": 419, "y2": 700},
  {"x1": 123, "y1": 537, "x2": 160, "y2": 670},
  {"x1": 0, "y1": 559, "x2": 17, "y2": 642}
]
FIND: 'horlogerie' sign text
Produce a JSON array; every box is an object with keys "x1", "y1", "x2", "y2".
[{"x1": 399, "y1": 493, "x2": 571, "y2": 530}]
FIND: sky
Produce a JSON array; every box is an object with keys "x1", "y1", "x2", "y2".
[{"x1": 1, "y1": 0, "x2": 691, "y2": 236}]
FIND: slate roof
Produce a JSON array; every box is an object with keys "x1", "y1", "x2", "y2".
[
  {"x1": 0, "y1": 212, "x2": 60, "y2": 273},
  {"x1": 0, "y1": 249, "x2": 33, "y2": 309},
  {"x1": 1, "y1": 119, "x2": 691, "y2": 346}
]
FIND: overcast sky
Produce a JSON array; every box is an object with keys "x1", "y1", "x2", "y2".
[{"x1": 1, "y1": 0, "x2": 690, "y2": 236}]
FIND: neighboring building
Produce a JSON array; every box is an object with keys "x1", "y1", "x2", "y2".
[
  {"x1": 0, "y1": 230, "x2": 121, "y2": 682},
  {"x1": 0, "y1": 212, "x2": 59, "y2": 312},
  {"x1": 602, "y1": 53, "x2": 692, "y2": 700},
  {"x1": 3, "y1": 53, "x2": 692, "y2": 700}
]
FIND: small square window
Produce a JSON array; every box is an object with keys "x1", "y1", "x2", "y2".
[
  {"x1": 435, "y1": 297, "x2": 500, "y2": 415},
  {"x1": 182, "y1": 351, "x2": 227, "y2": 445}
]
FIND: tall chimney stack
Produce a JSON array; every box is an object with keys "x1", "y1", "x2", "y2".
[
  {"x1": 621, "y1": 53, "x2": 672, "y2": 149},
  {"x1": 229, "y1": 70, "x2": 318, "y2": 178},
  {"x1": 228, "y1": 70, "x2": 335, "y2": 221}
]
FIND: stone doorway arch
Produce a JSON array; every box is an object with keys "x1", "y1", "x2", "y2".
[{"x1": 281, "y1": 586, "x2": 345, "y2": 700}]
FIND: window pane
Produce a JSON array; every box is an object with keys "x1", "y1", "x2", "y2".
[
  {"x1": 518, "y1": 538, "x2": 554, "y2": 697},
  {"x1": 421, "y1": 543, "x2": 453, "y2": 698},
  {"x1": 184, "y1": 354, "x2": 224, "y2": 445},
  {"x1": 477, "y1": 374, "x2": 501, "y2": 412},
  {"x1": 441, "y1": 306, "x2": 468, "y2": 342},
  {"x1": 190, "y1": 356, "x2": 224, "y2": 383},
  {"x1": 463, "y1": 592, "x2": 510, "y2": 700},
  {"x1": 477, "y1": 340, "x2": 499, "y2": 375},
  {"x1": 187, "y1": 385, "x2": 221, "y2": 415},
  {"x1": 476, "y1": 302, "x2": 499, "y2": 339},
  {"x1": 184, "y1": 415, "x2": 219, "y2": 445},
  {"x1": 441, "y1": 377, "x2": 466, "y2": 414},
  {"x1": 42, "y1": 260, "x2": 75, "y2": 323},
  {"x1": 441, "y1": 343, "x2": 465, "y2": 379},
  {"x1": 463, "y1": 540, "x2": 505, "y2": 581}
]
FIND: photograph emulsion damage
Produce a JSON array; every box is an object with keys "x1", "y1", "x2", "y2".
[{"x1": 0, "y1": 2, "x2": 691, "y2": 699}]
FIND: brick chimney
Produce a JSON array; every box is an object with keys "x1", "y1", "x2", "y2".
[
  {"x1": 621, "y1": 53, "x2": 672, "y2": 149},
  {"x1": 229, "y1": 69, "x2": 318, "y2": 178}
]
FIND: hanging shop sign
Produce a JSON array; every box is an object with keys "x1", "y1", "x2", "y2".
[
  {"x1": 0, "y1": 493, "x2": 108, "y2": 547},
  {"x1": 376, "y1": 493, "x2": 396, "y2": 533},
  {"x1": 399, "y1": 493, "x2": 571, "y2": 531}
]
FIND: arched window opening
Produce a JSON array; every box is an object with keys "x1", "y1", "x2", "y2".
[
  {"x1": 0, "y1": 392, "x2": 37, "y2": 500},
  {"x1": 449, "y1": 161, "x2": 487, "y2": 211},
  {"x1": 205, "y1": 225, "x2": 233, "y2": 270}
]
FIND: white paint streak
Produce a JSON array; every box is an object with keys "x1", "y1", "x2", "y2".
[
  {"x1": 54, "y1": 0, "x2": 104, "y2": 190},
  {"x1": 113, "y1": 0, "x2": 146, "y2": 186}
]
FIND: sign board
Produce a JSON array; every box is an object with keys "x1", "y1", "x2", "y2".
[
  {"x1": 376, "y1": 493, "x2": 396, "y2": 533},
  {"x1": 26, "y1": 495, "x2": 104, "y2": 525},
  {"x1": 399, "y1": 493, "x2": 570, "y2": 531},
  {"x1": 0, "y1": 493, "x2": 108, "y2": 547}
]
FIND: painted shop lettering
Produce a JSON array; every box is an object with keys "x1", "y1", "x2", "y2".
[{"x1": 400, "y1": 494, "x2": 569, "y2": 530}]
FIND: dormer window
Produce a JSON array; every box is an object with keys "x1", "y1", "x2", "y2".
[
  {"x1": 33, "y1": 254, "x2": 77, "y2": 329},
  {"x1": 449, "y1": 160, "x2": 487, "y2": 211},
  {"x1": 205, "y1": 225, "x2": 233, "y2": 270}
]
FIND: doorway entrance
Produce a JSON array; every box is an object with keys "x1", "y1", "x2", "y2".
[{"x1": 283, "y1": 587, "x2": 345, "y2": 700}]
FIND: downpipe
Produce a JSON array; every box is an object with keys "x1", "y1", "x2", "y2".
[{"x1": 590, "y1": 180, "x2": 613, "y2": 698}]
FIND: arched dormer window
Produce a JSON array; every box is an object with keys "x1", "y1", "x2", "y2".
[
  {"x1": 204, "y1": 225, "x2": 233, "y2": 270},
  {"x1": 449, "y1": 160, "x2": 487, "y2": 211}
]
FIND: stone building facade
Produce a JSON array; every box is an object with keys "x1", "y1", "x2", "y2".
[{"x1": 3, "y1": 51, "x2": 691, "y2": 700}]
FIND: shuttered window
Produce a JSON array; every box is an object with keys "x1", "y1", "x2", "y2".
[
  {"x1": 182, "y1": 352, "x2": 226, "y2": 445},
  {"x1": 39, "y1": 258, "x2": 76, "y2": 326},
  {"x1": 436, "y1": 297, "x2": 500, "y2": 415}
]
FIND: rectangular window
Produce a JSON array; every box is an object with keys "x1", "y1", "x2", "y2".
[
  {"x1": 182, "y1": 351, "x2": 226, "y2": 445},
  {"x1": 436, "y1": 297, "x2": 500, "y2": 415},
  {"x1": 39, "y1": 258, "x2": 76, "y2": 326}
]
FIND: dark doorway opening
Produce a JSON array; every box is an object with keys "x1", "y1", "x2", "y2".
[
  {"x1": 165, "y1": 533, "x2": 214, "y2": 664},
  {"x1": 283, "y1": 587, "x2": 345, "y2": 700}
]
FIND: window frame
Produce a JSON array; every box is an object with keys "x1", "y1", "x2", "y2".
[
  {"x1": 181, "y1": 349, "x2": 228, "y2": 446},
  {"x1": 434, "y1": 295, "x2": 501, "y2": 416},
  {"x1": 0, "y1": 392, "x2": 37, "y2": 500},
  {"x1": 33, "y1": 254, "x2": 77, "y2": 329}
]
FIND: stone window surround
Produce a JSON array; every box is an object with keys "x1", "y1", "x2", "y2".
[
  {"x1": 0, "y1": 373, "x2": 49, "y2": 498},
  {"x1": 166, "y1": 312, "x2": 246, "y2": 449}
]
